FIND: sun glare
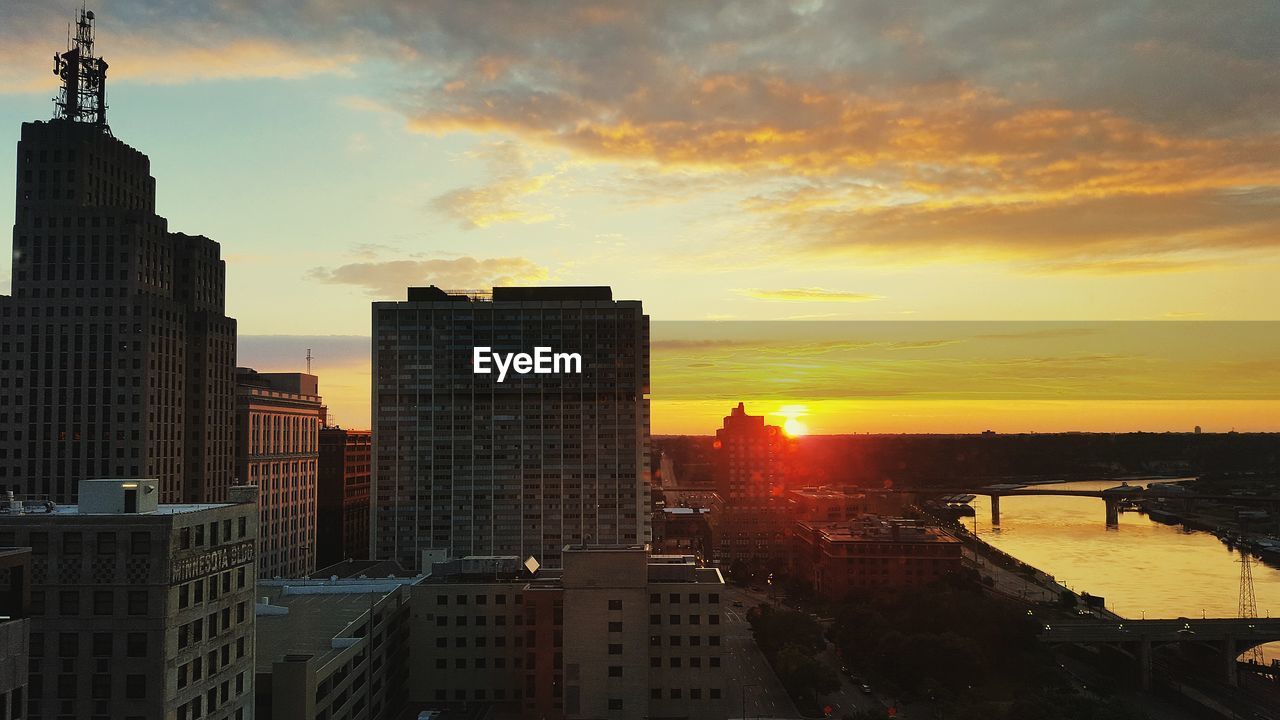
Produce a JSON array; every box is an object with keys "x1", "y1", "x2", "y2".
[{"x1": 783, "y1": 417, "x2": 808, "y2": 436}]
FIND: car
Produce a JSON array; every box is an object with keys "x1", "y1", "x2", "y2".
[
  {"x1": 860, "y1": 684, "x2": 873, "y2": 695},
  {"x1": 732, "y1": 600, "x2": 744, "y2": 608}
]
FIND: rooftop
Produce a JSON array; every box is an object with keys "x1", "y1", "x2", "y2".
[
  {"x1": 0, "y1": 502, "x2": 234, "y2": 517},
  {"x1": 801, "y1": 517, "x2": 959, "y2": 544},
  {"x1": 255, "y1": 583, "x2": 405, "y2": 673}
]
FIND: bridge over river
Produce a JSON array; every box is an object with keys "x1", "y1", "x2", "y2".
[
  {"x1": 875, "y1": 483, "x2": 1280, "y2": 526},
  {"x1": 1039, "y1": 617, "x2": 1280, "y2": 688}
]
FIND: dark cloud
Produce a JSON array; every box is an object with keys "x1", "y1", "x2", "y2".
[{"x1": 4, "y1": 1, "x2": 1276, "y2": 269}]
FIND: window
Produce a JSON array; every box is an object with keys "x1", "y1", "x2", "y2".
[
  {"x1": 126, "y1": 633, "x2": 147, "y2": 658},
  {"x1": 608, "y1": 666, "x2": 622, "y2": 677},
  {"x1": 92, "y1": 674, "x2": 111, "y2": 699},
  {"x1": 669, "y1": 593, "x2": 680, "y2": 603},
  {"x1": 58, "y1": 633, "x2": 78, "y2": 657},
  {"x1": 97, "y1": 532, "x2": 117, "y2": 555},
  {"x1": 59, "y1": 590, "x2": 79, "y2": 614},
  {"x1": 130, "y1": 531, "x2": 150, "y2": 554},
  {"x1": 92, "y1": 633, "x2": 112, "y2": 657},
  {"x1": 649, "y1": 593, "x2": 660, "y2": 603},
  {"x1": 64, "y1": 532, "x2": 83, "y2": 554},
  {"x1": 607, "y1": 644, "x2": 622, "y2": 655},
  {"x1": 608, "y1": 621, "x2": 622, "y2": 633},
  {"x1": 125, "y1": 674, "x2": 145, "y2": 699},
  {"x1": 608, "y1": 599, "x2": 622, "y2": 611},
  {"x1": 128, "y1": 591, "x2": 148, "y2": 615},
  {"x1": 608, "y1": 699, "x2": 623, "y2": 711},
  {"x1": 93, "y1": 590, "x2": 113, "y2": 615}
]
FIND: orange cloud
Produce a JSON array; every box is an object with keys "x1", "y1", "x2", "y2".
[{"x1": 306, "y1": 255, "x2": 549, "y2": 298}]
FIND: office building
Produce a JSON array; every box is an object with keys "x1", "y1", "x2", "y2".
[
  {"x1": 234, "y1": 369, "x2": 322, "y2": 579},
  {"x1": 0, "y1": 479, "x2": 258, "y2": 720},
  {"x1": 253, "y1": 578, "x2": 411, "y2": 720},
  {"x1": 0, "y1": 547, "x2": 31, "y2": 720},
  {"x1": 791, "y1": 517, "x2": 962, "y2": 597},
  {"x1": 317, "y1": 427, "x2": 372, "y2": 567},
  {"x1": 713, "y1": 403, "x2": 785, "y2": 504},
  {"x1": 410, "y1": 546, "x2": 726, "y2": 719},
  {"x1": 0, "y1": 10, "x2": 236, "y2": 505},
  {"x1": 372, "y1": 286, "x2": 650, "y2": 571}
]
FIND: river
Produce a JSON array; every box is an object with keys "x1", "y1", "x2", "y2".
[{"x1": 969, "y1": 479, "x2": 1280, "y2": 663}]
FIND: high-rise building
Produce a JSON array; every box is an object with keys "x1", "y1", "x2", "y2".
[
  {"x1": 372, "y1": 286, "x2": 650, "y2": 571},
  {"x1": 0, "y1": 9, "x2": 236, "y2": 505},
  {"x1": 317, "y1": 427, "x2": 372, "y2": 568},
  {"x1": 410, "y1": 546, "x2": 727, "y2": 719},
  {"x1": 0, "y1": 479, "x2": 259, "y2": 720},
  {"x1": 234, "y1": 369, "x2": 322, "y2": 579},
  {"x1": 713, "y1": 403, "x2": 784, "y2": 504}
]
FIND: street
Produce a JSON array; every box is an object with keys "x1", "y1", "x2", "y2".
[{"x1": 720, "y1": 583, "x2": 806, "y2": 719}]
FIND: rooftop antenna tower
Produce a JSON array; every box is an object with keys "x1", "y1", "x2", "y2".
[
  {"x1": 1238, "y1": 549, "x2": 1264, "y2": 664},
  {"x1": 53, "y1": 5, "x2": 110, "y2": 133},
  {"x1": 306, "y1": 348, "x2": 314, "y2": 374}
]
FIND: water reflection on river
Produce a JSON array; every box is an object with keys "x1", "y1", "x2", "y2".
[{"x1": 970, "y1": 479, "x2": 1280, "y2": 663}]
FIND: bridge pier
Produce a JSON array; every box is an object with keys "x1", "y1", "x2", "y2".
[
  {"x1": 1104, "y1": 498, "x2": 1120, "y2": 527},
  {"x1": 1138, "y1": 640, "x2": 1152, "y2": 690},
  {"x1": 1223, "y1": 636, "x2": 1238, "y2": 687},
  {"x1": 990, "y1": 494, "x2": 1000, "y2": 526}
]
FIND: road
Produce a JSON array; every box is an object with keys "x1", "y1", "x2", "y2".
[{"x1": 720, "y1": 584, "x2": 805, "y2": 719}]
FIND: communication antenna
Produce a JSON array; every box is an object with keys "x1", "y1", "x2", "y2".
[
  {"x1": 306, "y1": 348, "x2": 314, "y2": 374},
  {"x1": 1238, "y1": 549, "x2": 1264, "y2": 664},
  {"x1": 53, "y1": 6, "x2": 110, "y2": 132}
]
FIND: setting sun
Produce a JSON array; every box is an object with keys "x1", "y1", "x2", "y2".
[{"x1": 783, "y1": 417, "x2": 808, "y2": 436}]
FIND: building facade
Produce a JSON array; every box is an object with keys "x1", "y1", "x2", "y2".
[
  {"x1": 0, "y1": 16, "x2": 235, "y2": 505},
  {"x1": 0, "y1": 479, "x2": 258, "y2": 720},
  {"x1": 713, "y1": 403, "x2": 785, "y2": 504},
  {"x1": 0, "y1": 547, "x2": 31, "y2": 720},
  {"x1": 791, "y1": 517, "x2": 963, "y2": 598},
  {"x1": 317, "y1": 428, "x2": 372, "y2": 568},
  {"x1": 373, "y1": 286, "x2": 650, "y2": 571},
  {"x1": 235, "y1": 370, "x2": 322, "y2": 579},
  {"x1": 409, "y1": 546, "x2": 727, "y2": 720}
]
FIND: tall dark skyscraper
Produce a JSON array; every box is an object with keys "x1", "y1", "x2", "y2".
[
  {"x1": 0, "y1": 10, "x2": 236, "y2": 504},
  {"x1": 372, "y1": 285, "x2": 651, "y2": 570}
]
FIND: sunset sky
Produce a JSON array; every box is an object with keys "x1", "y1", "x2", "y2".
[{"x1": 2, "y1": 1, "x2": 1277, "y2": 432}]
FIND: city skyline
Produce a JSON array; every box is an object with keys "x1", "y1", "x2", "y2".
[{"x1": 3, "y1": 2, "x2": 1278, "y2": 435}]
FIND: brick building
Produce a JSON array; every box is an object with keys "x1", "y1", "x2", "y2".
[{"x1": 317, "y1": 428, "x2": 371, "y2": 567}]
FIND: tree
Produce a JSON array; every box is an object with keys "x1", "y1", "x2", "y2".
[{"x1": 775, "y1": 644, "x2": 841, "y2": 700}]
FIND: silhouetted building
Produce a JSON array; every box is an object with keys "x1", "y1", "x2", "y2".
[
  {"x1": 254, "y1": 578, "x2": 410, "y2": 720},
  {"x1": 0, "y1": 11, "x2": 236, "y2": 505},
  {"x1": 372, "y1": 286, "x2": 650, "y2": 571},
  {"x1": 791, "y1": 517, "x2": 962, "y2": 597},
  {"x1": 235, "y1": 369, "x2": 322, "y2": 579},
  {"x1": 317, "y1": 428, "x2": 371, "y2": 567},
  {"x1": 410, "y1": 546, "x2": 726, "y2": 719},
  {"x1": 0, "y1": 547, "x2": 31, "y2": 719},
  {"x1": 0, "y1": 479, "x2": 259, "y2": 719},
  {"x1": 713, "y1": 403, "x2": 784, "y2": 504}
]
